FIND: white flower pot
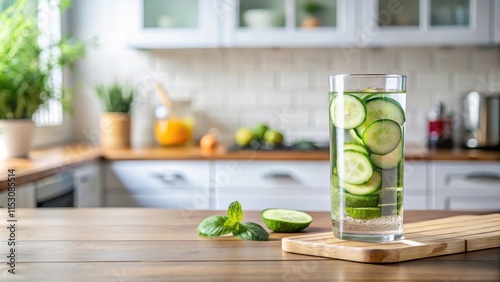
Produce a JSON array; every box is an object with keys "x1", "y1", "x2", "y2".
[{"x1": 0, "y1": 120, "x2": 36, "y2": 159}]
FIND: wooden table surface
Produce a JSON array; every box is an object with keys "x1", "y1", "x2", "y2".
[{"x1": 0, "y1": 209, "x2": 498, "y2": 281}]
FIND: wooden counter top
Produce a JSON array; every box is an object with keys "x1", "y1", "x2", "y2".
[
  {"x1": 0, "y1": 209, "x2": 498, "y2": 280},
  {"x1": 0, "y1": 144, "x2": 101, "y2": 190},
  {"x1": 1, "y1": 143, "x2": 499, "y2": 191}
]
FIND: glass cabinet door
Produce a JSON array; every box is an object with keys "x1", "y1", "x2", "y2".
[
  {"x1": 360, "y1": 0, "x2": 490, "y2": 45},
  {"x1": 129, "y1": 0, "x2": 219, "y2": 48},
  {"x1": 227, "y1": 0, "x2": 356, "y2": 47},
  {"x1": 143, "y1": 0, "x2": 199, "y2": 29}
]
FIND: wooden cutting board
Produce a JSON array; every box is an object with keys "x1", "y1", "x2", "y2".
[{"x1": 282, "y1": 213, "x2": 500, "y2": 263}]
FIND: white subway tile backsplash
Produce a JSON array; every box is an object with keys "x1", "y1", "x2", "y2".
[
  {"x1": 145, "y1": 46, "x2": 499, "y2": 145},
  {"x1": 432, "y1": 47, "x2": 471, "y2": 70}
]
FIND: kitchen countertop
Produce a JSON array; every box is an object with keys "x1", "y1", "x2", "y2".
[
  {"x1": 1, "y1": 143, "x2": 500, "y2": 191},
  {"x1": 0, "y1": 209, "x2": 498, "y2": 281}
]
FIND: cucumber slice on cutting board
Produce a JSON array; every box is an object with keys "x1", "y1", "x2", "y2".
[
  {"x1": 337, "y1": 150, "x2": 373, "y2": 185},
  {"x1": 330, "y1": 94, "x2": 367, "y2": 129},
  {"x1": 363, "y1": 119, "x2": 402, "y2": 155},
  {"x1": 342, "y1": 170, "x2": 382, "y2": 195}
]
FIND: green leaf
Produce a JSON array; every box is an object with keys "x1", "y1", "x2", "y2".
[
  {"x1": 233, "y1": 222, "x2": 269, "y2": 241},
  {"x1": 227, "y1": 201, "x2": 243, "y2": 223},
  {"x1": 196, "y1": 216, "x2": 233, "y2": 237}
]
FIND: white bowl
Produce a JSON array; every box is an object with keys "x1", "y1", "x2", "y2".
[{"x1": 243, "y1": 9, "x2": 275, "y2": 29}]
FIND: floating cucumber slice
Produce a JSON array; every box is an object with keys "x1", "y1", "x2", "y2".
[
  {"x1": 344, "y1": 192, "x2": 380, "y2": 208},
  {"x1": 337, "y1": 150, "x2": 373, "y2": 185},
  {"x1": 345, "y1": 207, "x2": 381, "y2": 220},
  {"x1": 370, "y1": 138, "x2": 404, "y2": 169},
  {"x1": 349, "y1": 129, "x2": 364, "y2": 144},
  {"x1": 344, "y1": 143, "x2": 369, "y2": 155},
  {"x1": 363, "y1": 119, "x2": 402, "y2": 155},
  {"x1": 329, "y1": 94, "x2": 367, "y2": 129},
  {"x1": 355, "y1": 97, "x2": 405, "y2": 136},
  {"x1": 342, "y1": 170, "x2": 381, "y2": 195}
]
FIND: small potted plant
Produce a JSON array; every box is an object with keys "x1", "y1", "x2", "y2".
[
  {"x1": 301, "y1": 1, "x2": 322, "y2": 28},
  {"x1": 94, "y1": 82, "x2": 135, "y2": 149},
  {"x1": 0, "y1": 0, "x2": 85, "y2": 158}
]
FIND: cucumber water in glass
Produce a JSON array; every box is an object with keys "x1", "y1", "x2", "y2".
[{"x1": 329, "y1": 74, "x2": 406, "y2": 242}]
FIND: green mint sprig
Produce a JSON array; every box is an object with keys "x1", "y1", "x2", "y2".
[{"x1": 197, "y1": 201, "x2": 269, "y2": 241}]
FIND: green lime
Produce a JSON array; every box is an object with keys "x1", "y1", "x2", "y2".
[
  {"x1": 345, "y1": 207, "x2": 381, "y2": 220},
  {"x1": 234, "y1": 128, "x2": 254, "y2": 146},
  {"x1": 253, "y1": 123, "x2": 269, "y2": 140},
  {"x1": 264, "y1": 130, "x2": 284, "y2": 145},
  {"x1": 261, "y1": 209, "x2": 313, "y2": 233},
  {"x1": 344, "y1": 192, "x2": 380, "y2": 208}
]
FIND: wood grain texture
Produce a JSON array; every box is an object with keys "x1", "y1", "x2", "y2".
[
  {"x1": 282, "y1": 214, "x2": 500, "y2": 263},
  {"x1": 0, "y1": 209, "x2": 498, "y2": 281}
]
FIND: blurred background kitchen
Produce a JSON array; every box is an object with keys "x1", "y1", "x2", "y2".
[{"x1": 59, "y1": 0, "x2": 500, "y2": 148}]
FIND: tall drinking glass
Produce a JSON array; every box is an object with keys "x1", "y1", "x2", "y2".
[{"x1": 329, "y1": 74, "x2": 406, "y2": 242}]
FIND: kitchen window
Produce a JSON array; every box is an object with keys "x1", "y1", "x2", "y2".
[{"x1": 1, "y1": 0, "x2": 63, "y2": 126}]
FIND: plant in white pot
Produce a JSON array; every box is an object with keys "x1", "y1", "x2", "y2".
[
  {"x1": 94, "y1": 82, "x2": 135, "y2": 149},
  {"x1": 0, "y1": 0, "x2": 85, "y2": 158}
]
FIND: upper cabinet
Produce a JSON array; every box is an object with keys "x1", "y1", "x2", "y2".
[
  {"x1": 128, "y1": 0, "x2": 220, "y2": 48},
  {"x1": 221, "y1": 0, "x2": 356, "y2": 47},
  {"x1": 128, "y1": 0, "x2": 497, "y2": 48},
  {"x1": 359, "y1": 0, "x2": 491, "y2": 46}
]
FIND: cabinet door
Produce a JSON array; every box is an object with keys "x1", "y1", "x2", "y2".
[
  {"x1": 128, "y1": 0, "x2": 220, "y2": 48},
  {"x1": 105, "y1": 161, "x2": 210, "y2": 209},
  {"x1": 403, "y1": 161, "x2": 427, "y2": 210},
  {"x1": 214, "y1": 161, "x2": 330, "y2": 211},
  {"x1": 224, "y1": 0, "x2": 356, "y2": 47},
  {"x1": 0, "y1": 183, "x2": 36, "y2": 208},
  {"x1": 359, "y1": 0, "x2": 491, "y2": 46},
  {"x1": 430, "y1": 161, "x2": 500, "y2": 210},
  {"x1": 74, "y1": 162, "x2": 102, "y2": 208}
]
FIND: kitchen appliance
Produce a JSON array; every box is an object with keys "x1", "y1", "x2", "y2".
[
  {"x1": 463, "y1": 92, "x2": 500, "y2": 150},
  {"x1": 427, "y1": 101, "x2": 453, "y2": 149},
  {"x1": 36, "y1": 172, "x2": 75, "y2": 207}
]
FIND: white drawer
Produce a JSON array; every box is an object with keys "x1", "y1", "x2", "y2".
[
  {"x1": 105, "y1": 161, "x2": 210, "y2": 196},
  {"x1": 214, "y1": 161, "x2": 329, "y2": 189},
  {"x1": 404, "y1": 161, "x2": 427, "y2": 191},
  {"x1": 106, "y1": 194, "x2": 210, "y2": 209},
  {"x1": 433, "y1": 161, "x2": 500, "y2": 190},
  {"x1": 217, "y1": 195, "x2": 330, "y2": 211}
]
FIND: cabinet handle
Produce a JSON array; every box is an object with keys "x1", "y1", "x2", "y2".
[
  {"x1": 261, "y1": 171, "x2": 294, "y2": 180},
  {"x1": 150, "y1": 172, "x2": 185, "y2": 184},
  {"x1": 445, "y1": 172, "x2": 500, "y2": 185}
]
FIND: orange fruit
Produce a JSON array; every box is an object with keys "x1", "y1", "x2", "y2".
[
  {"x1": 155, "y1": 119, "x2": 191, "y2": 146},
  {"x1": 200, "y1": 134, "x2": 217, "y2": 152}
]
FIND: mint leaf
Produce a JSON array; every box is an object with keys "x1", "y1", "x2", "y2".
[
  {"x1": 197, "y1": 216, "x2": 233, "y2": 237},
  {"x1": 227, "y1": 201, "x2": 243, "y2": 223},
  {"x1": 233, "y1": 222, "x2": 269, "y2": 241}
]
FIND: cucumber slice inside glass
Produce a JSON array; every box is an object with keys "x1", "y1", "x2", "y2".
[
  {"x1": 337, "y1": 150, "x2": 373, "y2": 185},
  {"x1": 342, "y1": 170, "x2": 382, "y2": 195},
  {"x1": 344, "y1": 143, "x2": 369, "y2": 155},
  {"x1": 349, "y1": 129, "x2": 364, "y2": 144},
  {"x1": 363, "y1": 119, "x2": 402, "y2": 155},
  {"x1": 329, "y1": 94, "x2": 367, "y2": 129},
  {"x1": 345, "y1": 207, "x2": 381, "y2": 220},
  {"x1": 355, "y1": 97, "x2": 405, "y2": 136},
  {"x1": 370, "y1": 138, "x2": 404, "y2": 169},
  {"x1": 344, "y1": 192, "x2": 380, "y2": 207}
]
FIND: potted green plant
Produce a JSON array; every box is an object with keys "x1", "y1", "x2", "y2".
[
  {"x1": 301, "y1": 1, "x2": 322, "y2": 28},
  {"x1": 94, "y1": 82, "x2": 135, "y2": 149},
  {"x1": 0, "y1": 0, "x2": 85, "y2": 158}
]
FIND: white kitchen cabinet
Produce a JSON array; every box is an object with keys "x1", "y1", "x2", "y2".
[
  {"x1": 403, "y1": 161, "x2": 428, "y2": 210},
  {"x1": 223, "y1": 0, "x2": 356, "y2": 47},
  {"x1": 359, "y1": 0, "x2": 491, "y2": 46},
  {"x1": 74, "y1": 161, "x2": 102, "y2": 208},
  {"x1": 429, "y1": 161, "x2": 500, "y2": 210},
  {"x1": 214, "y1": 160, "x2": 330, "y2": 211},
  {"x1": 494, "y1": 0, "x2": 500, "y2": 44},
  {"x1": 128, "y1": 0, "x2": 220, "y2": 48},
  {"x1": 0, "y1": 183, "x2": 36, "y2": 208},
  {"x1": 105, "y1": 161, "x2": 210, "y2": 209}
]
